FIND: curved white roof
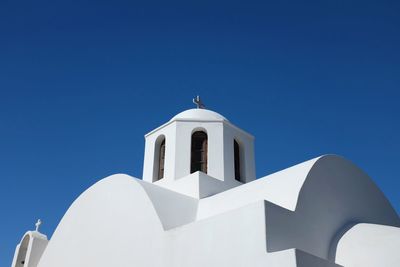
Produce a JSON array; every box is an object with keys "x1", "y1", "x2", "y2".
[
  {"x1": 35, "y1": 156, "x2": 400, "y2": 267},
  {"x1": 171, "y1": 108, "x2": 228, "y2": 121},
  {"x1": 335, "y1": 223, "x2": 400, "y2": 267}
]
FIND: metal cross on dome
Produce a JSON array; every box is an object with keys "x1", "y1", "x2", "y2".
[{"x1": 193, "y1": 95, "x2": 205, "y2": 109}]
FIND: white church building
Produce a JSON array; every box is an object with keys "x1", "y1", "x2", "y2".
[{"x1": 12, "y1": 98, "x2": 400, "y2": 267}]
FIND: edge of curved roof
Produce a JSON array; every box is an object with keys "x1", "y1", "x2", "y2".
[{"x1": 170, "y1": 108, "x2": 228, "y2": 122}]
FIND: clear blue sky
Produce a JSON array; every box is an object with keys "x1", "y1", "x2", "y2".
[{"x1": 1, "y1": 0, "x2": 399, "y2": 264}]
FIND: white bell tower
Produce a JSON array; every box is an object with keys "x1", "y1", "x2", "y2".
[
  {"x1": 142, "y1": 97, "x2": 256, "y2": 198},
  {"x1": 11, "y1": 220, "x2": 48, "y2": 267}
]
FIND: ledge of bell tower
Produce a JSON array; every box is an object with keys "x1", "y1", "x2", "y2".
[{"x1": 154, "y1": 171, "x2": 242, "y2": 199}]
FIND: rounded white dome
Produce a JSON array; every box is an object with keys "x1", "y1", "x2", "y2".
[{"x1": 171, "y1": 109, "x2": 228, "y2": 121}]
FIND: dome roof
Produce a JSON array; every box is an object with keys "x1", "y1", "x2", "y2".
[{"x1": 171, "y1": 108, "x2": 228, "y2": 122}]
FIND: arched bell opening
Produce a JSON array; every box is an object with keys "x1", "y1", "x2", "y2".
[
  {"x1": 234, "y1": 139, "x2": 242, "y2": 182},
  {"x1": 191, "y1": 131, "x2": 208, "y2": 174},
  {"x1": 15, "y1": 234, "x2": 30, "y2": 267},
  {"x1": 153, "y1": 135, "x2": 166, "y2": 182}
]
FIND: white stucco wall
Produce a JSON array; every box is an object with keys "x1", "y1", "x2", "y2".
[
  {"x1": 198, "y1": 155, "x2": 400, "y2": 260},
  {"x1": 153, "y1": 171, "x2": 242, "y2": 199},
  {"x1": 335, "y1": 223, "x2": 400, "y2": 267},
  {"x1": 34, "y1": 155, "x2": 399, "y2": 267},
  {"x1": 36, "y1": 174, "x2": 342, "y2": 267},
  {"x1": 37, "y1": 175, "x2": 167, "y2": 267}
]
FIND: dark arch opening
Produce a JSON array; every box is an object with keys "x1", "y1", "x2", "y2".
[
  {"x1": 16, "y1": 234, "x2": 30, "y2": 267},
  {"x1": 234, "y1": 139, "x2": 241, "y2": 182},
  {"x1": 191, "y1": 131, "x2": 208, "y2": 173},
  {"x1": 158, "y1": 139, "x2": 166, "y2": 180}
]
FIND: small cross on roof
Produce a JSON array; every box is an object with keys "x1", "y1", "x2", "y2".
[
  {"x1": 193, "y1": 95, "x2": 205, "y2": 109},
  {"x1": 35, "y1": 219, "x2": 42, "y2": 232}
]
